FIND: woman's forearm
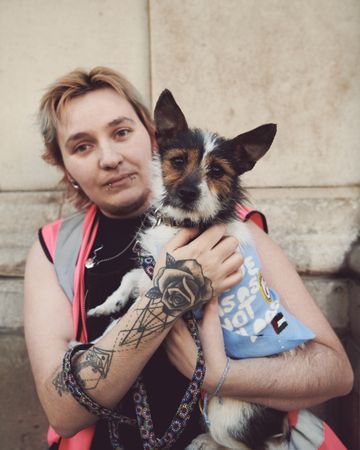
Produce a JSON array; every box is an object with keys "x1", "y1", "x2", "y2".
[
  {"x1": 219, "y1": 341, "x2": 353, "y2": 411},
  {"x1": 26, "y1": 227, "x2": 251, "y2": 437},
  {"x1": 43, "y1": 247, "x2": 218, "y2": 437},
  {"x1": 43, "y1": 293, "x2": 175, "y2": 437}
]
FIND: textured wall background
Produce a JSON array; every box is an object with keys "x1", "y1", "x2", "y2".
[
  {"x1": 0, "y1": 1, "x2": 150, "y2": 449},
  {"x1": 0, "y1": 0, "x2": 359, "y2": 449}
]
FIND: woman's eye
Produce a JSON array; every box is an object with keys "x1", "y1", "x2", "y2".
[
  {"x1": 115, "y1": 128, "x2": 130, "y2": 138},
  {"x1": 170, "y1": 156, "x2": 186, "y2": 169},
  {"x1": 208, "y1": 164, "x2": 224, "y2": 179},
  {"x1": 74, "y1": 144, "x2": 91, "y2": 153}
]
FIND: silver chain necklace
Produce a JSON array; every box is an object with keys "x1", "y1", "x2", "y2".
[{"x1": 85, "y1": 216, "x2": 146, "y2": 269}]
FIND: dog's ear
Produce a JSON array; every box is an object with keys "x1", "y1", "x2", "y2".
[
  {"x1": 154, "y1": 89, "x2": 188, "y2": 145},
  {"x1": 231, "y1": 124, "x2": 277, "y2": 174}
]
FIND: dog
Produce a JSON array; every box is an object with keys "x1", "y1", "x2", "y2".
[{"x1": 88, "y1": 90, "x2": 314, "y2": 450}]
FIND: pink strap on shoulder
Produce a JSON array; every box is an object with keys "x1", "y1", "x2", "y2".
[
  {"x1": 47, "y1": 204, "x2": 98, "y2": 449},
  {"x1": 41, "y1": 219, "x2": 63, "y2": 260},
  {"x1": 236, "y1": 203, "x2": 268, "y2": 233},
  {"x1": 72, "y1": 204, "x2": 99, "y2": 343}
]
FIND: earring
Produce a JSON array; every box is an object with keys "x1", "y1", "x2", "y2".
[{"x1": 70, "y1": 179, "x2": 80, "y2": 190}]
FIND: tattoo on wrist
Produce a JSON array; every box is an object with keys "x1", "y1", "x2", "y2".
[
  {"x1": 53, "y1": 347, "x2": 113, "y2": 396},
  {"x1": 74, "y1": 346, "x2": 113, "y2": 391},
  {"x1": 52, "y1": 252, "x2": 212, "y2": 394},
  {"x1": 116, "y1": 253, "x2": 213, "y2": 349}
]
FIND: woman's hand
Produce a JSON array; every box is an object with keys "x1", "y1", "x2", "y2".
[
  {"x1": 152, "y1": 225, "x2": 244, "y2": 316},
  {"x1": 165, "y1": 298, "x2": 229, "y2": 393},
  {"x1": 159, "y1": 225, "x2": 243, "y2": 387}
]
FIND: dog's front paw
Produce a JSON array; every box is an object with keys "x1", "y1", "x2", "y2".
[
  {"x1": 87, "y1": 304, "x2": 109, "y2": 317},
  {"x1": 185, "y1": 433, "x2": 224, "y2": 450},
  {"x1": 87, "y1": 294, "x2": 127, "y2": 318}
]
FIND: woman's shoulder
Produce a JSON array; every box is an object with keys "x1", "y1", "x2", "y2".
[{"x1": 39, "y1": 209, "x2": 89, "y2": 263}]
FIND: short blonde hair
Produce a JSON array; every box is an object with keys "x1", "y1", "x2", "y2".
[{"x1": 39, "y1": 66, "x2": 155, "y2": 209}]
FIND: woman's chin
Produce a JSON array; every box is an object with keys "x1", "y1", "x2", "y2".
[{"x1": 100, "y1": 190, "x2": 151, "y2": 219}]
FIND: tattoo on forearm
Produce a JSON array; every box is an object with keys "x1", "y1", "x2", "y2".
[
  {"x1": 52, "y1": 370, "x2": 68, "y2": 397},
  {"x1": 75, "y1": 346, "x2": 113, "y2": 391},
  {"x1": 117, "y1": 253, "x2": 213, "y2": 349},
  {"x1": 53, "y1": 253, "x2": 212, "y2": 395},
  {"x1": 53, "y1": 346, "x2": 113, "y2": 396}
]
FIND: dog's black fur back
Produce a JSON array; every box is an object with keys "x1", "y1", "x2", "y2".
[{"x1": 230, "y1": 408, "x2": 288, "y2": 450}]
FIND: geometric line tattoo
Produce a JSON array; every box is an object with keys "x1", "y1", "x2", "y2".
[{"x1": 75, "y1": 346, "x2": 114, "y2": 390}]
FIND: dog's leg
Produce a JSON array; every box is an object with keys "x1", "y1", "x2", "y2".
[
  {"x1": 206, "y1": 396, "x2": 288, "y2": 450},
  {"x1": 87, "y1": 268, "x2": 143, "y2": 317},
  {"x1": 185, "y1": 433, "x2": 228, "y2": 450}
]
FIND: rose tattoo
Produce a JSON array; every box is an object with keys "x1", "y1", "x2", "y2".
[
  {"x1": 118, "y1": 253, "x2": 213, "y2": 348},
  {"x1": 146, "y1": 253, "x2": 213, "y2": 315}
]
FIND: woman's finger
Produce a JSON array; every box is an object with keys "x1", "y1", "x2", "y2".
[
  {"x1": 219, "y1": 252, "x2": 244, "y2": 277},
  {"x1": 165, "y1": 228, "x2": 200, "y2": 252},
  {"x1": 218, "y1": 269, "x2": 244, "y2": 292},
  {"x1": 185, "y1": 224, "x2": 227, "y2": 255}
]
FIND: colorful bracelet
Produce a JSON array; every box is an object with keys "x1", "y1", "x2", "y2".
[
  {"x1": 213, "y1": 356, "x2": 230, "y2": 397},
  {"x1": 202, "y1": 357, "x2": 231, "y2": 429},
  {"x1": 62, "y1": 343, "x2": 136, "y2": 426}
]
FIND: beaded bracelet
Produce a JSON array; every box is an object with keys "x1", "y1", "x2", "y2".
[
  {"x1": 62, "y1": 343, "x2": 136, "y2": 426},
  {"x1": 62, "y1": 315, "x2": 206, "y2": 450}
]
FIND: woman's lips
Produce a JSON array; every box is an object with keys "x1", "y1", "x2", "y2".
[{"x1": 105, "y1": 173, "x2": 137, "y2": 189}]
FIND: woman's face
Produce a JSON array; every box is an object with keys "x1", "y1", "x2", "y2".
[{"x1": 57, "y1": 88, "x2": 153, "y2": 218}]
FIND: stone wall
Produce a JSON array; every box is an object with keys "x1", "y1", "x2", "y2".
[
  {"x1": 0, "y1": 1, "x2": 359, "y2": 449},
  {"x1": 0, "y1": 1, "x2": 150, "y2": 448}
]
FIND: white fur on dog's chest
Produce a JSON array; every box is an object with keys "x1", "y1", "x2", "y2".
[{"x1": 139, "y1": 220, "x2": 253, "y2": 260}]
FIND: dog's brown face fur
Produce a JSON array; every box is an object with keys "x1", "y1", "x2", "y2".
[
  {"x1": 163, "y1": 148, "x2": 237, "y2": 200},
  {"x1": 205, "y1": 154, "x2": 237, "y2": 200},
  {"x1": 161, "y1": 147, "x2": 199, "y2": 188},
  {"x1": 153, "y1": 89, "x2": 277, "y2": 225}
]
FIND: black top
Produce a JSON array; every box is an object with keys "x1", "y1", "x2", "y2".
[{"x1": 40, "y1": 210, "x2": 202, "y2": 449}]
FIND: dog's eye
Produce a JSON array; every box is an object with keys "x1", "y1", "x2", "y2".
[
  {"x1": 208, "y1": 164, "x2": 224, "y2": 179},
  {"x1": 170, "y1": 156, "x2": 186, "y2": 169}
]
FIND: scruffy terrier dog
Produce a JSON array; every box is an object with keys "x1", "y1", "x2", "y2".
[{"x1": 89, "y1": 90, "x2": 314, "y2": 450}]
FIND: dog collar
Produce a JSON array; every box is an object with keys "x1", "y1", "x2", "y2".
[
  {"x1": 157, "y1": 214, "x2": 197, "y2": 228},
  {"x1": 151, "y1": 208, "x2": 208, "y2": 229}
]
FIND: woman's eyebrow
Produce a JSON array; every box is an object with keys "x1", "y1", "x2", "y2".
[
  {"x1": 64, "y1": 117, "x2": 136, "y2": 147},
  {"x1": 107, "y1": 116, "x2": 135, "y2": 128},
  {"x1": 65, "y1": 132, "x2": 90, "y2": 148}
]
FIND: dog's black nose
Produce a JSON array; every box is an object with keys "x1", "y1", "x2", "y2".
[{"x1": 177, "y1": 185, "x2": 199, "y2": 203}]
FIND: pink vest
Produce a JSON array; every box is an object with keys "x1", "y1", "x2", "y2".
[
  {"x1": 42, "y1": 204, "x2": 98, "y2": 450},
  {"x1": 40, "y1": 204, "x2": 346, "y2": 450}
]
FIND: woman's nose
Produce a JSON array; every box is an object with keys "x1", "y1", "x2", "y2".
[{"x1": 98, "y1": 142, "x2": 124, "y2": 169}]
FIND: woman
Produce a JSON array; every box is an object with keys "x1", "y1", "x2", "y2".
[{"x1": 24, "y1": 67, "x2": 353, "y2": 449}]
